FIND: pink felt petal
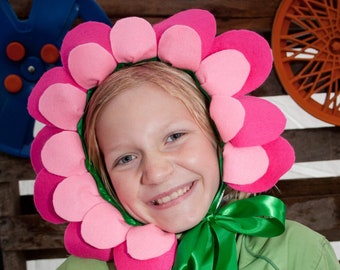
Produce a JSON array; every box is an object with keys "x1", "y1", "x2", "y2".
[
  {"x1": 68, "y1": 43, "x2": 117, "y2": 89},
  {"x1": 196, "y1": 49, "x2": 250, "y2": 96},
  {"x1": 223, "y1": 143, "x2": 269, "y2": 185},
  {"x1": 210, "y1": 30, "x2": 272, "y2": 96},
  {"x1": 231, "y1": 96, "x2": 286, "y2": 147},
  {"x1": 228, "y1": 137, "x2": 295, "y2": 192},
  {"x1": 126, "y1": 224, "x2": 176, "y2": 260},
  {"x1": 81, "y1": 203, "x2": 130, "y2": 249},
  {"x1": 110, "y1": 17, "x2": 157, "y2": 63},
  {"x1": 65, "y1": 222, "x2": 113, "y2": 261},
  {"x1": 38, "y1": 83, "x2": 86, "y2": 131},
  {"x1": 28, "y1": 67, "x2": 85, "y2": 126},
  {"x1": 210, "y1": 96, "x2": 245, "y2": 142},
  {"x1": 41, "y1": 131, "x2": 86, "y2": 177},
  {"x1": 61, "y1": 22, "x2": 113, "y2": 73},
  {"x1": 114, "y1": 240, "x2": 176, "y2": 270},
  {"x1": 30, "y1": 126, "x2": 61, "y2": 174},
  {"x1": 153, "y1": 9, "x2": 216, "y2": 59},
  {"x1": 33, "y1": 169, "x2": 65, "y2": 224},
  {"x1": 158, "y1": 25, "x2": 201, "y2": 71},
  {"x1": 53, "y1": 172, "x2": 104, "y2": 222}
]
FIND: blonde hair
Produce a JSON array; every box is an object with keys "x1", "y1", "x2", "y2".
[{"x1": 84, "y1": 61, "x2": 219, "y2": 198}]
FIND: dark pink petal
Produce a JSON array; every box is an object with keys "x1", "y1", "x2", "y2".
[
  {"x1": 65, "y1": 222, "x2": 113, "y2": 261},
  {"x1": 228, "y1": 137, "x2": 295, "y2": 192},
  {"x1": 114, "y1": 239, "x2": 176, "y2": 270},
  {"x1": 60, "y1": 22, "x2": 113, "y2": 74},
  {"x1": 154, "y1": 9, "x2": 216, "y2": 59},
  {"x1": 30, "y1": 126, "x2": 61, "y2": 174},
  {"x1": 231, "y1": 96, "x2": 286, "y2": 147},
  {"x1": 210, "y1": 30, "x2": 272, "y2": 96},
  {"x1": 33, "y1": 169, "x2": 65, "y2": 224}
]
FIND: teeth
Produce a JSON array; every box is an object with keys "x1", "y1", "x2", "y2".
[{"x1": 152, "y1": 185, "x2": 191, "y2": 205}]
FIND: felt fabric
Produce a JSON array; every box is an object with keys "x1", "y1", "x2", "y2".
[
  {"x1": 68, "y1": 43, "x2": 117, "y2": 89},
  {"x1": 39, "y1": 83, "x2": 87, "y2": 130},
  {"x1": 28, "y1": 8, "x2": 295, "y2": 268},
  {"x1": 110, "y1": 17, "x2": 157, "y2": 63},
  {"x1": 53, "y1": 172, "x2": 104, "y2": 221},
  {"x1": 114, "y1": 240, "x2": 176, "y2": 270},
  {"x1": 158, "y1": 25, "x2": 202, "y2": 71},
  {"x1": 34, "y1": 169, "x2": 65, "y2": 224},
  {"x1": 65, "y1": 222, "x2": 113, "y2": 261}
]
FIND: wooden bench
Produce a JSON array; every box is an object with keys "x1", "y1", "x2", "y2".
[{"x1": 1, "y1": 0, "x2": 339, "y2": 268}]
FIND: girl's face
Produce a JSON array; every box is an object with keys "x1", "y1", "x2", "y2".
[{"x1": 96, "y1": 83, "x2": 220, "y2": 233}]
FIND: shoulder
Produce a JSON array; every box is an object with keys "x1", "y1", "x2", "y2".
[
  {"x1": 57, "y1": 256, "x2": 116, "y2": 270},
  {"x1": 237, "y1": 220, "x2": 339, "y2": 270}
]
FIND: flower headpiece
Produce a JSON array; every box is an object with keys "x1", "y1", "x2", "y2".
[{"x1": 28, "y1": 9, "x2": 295, "y2": 269}]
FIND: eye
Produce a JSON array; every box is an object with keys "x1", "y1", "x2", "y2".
[
  {"x1": 117, "y1": 154, "x2": 136, "y2": 165},
  {"x1": 166, "y1": 132, "x2": 185, "y2": 143}
]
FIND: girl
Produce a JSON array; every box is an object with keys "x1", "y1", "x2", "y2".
[{"x1": 28, "y1": 9, "x2": 339, "y2": 269}]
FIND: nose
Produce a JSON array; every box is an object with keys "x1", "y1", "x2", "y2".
[{"x1": 141, "y1": 152, "x2": 174, "y2": 185}]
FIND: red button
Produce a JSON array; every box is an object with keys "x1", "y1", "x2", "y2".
[
  {"x1": 6, "y1": 42, "x2": 26, "y2": 61},
  {"x1": 4, "y1": 74, "x2": 23, "y2": 93}
]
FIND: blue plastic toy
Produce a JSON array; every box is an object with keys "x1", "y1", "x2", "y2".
[{"x1": 0, "y1": 0, "x2": 111, "y2": 157}]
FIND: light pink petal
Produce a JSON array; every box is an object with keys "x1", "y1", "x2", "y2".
[
  {"x1": 223, "y1": 143, "x2": 269, "y2": 185},
  {"x1": 33, "y1": 169, "x2": 65, "y2": 224},
  {"x1": 209, "y1": 30, "x2": 273, "y2": 96},
  {"x1": 126, "y1": 224, "x2": 176, "y2": 260},
  {"x1": 231, "y1": 96, "x2": 286, "y2": 147},
  {"x1": 153, "y1": 9, "x2": 216, "y2": 59},
  {"x1": 60, "y1": 22, "x2": 113, "y2": 74},
  {"x1": 65, "y1": 222, "x2": 113, "y2": 261},
  {"x1": 68, "y1": 43, "x2": 117, "y2": 89},
  {"x1": 28, "y1": 67, "x2": 85, "y2": 126},
  {"x1": 110, "y1": 17, "x2": 157, "y2": 63},
  {"x1": 158, "y1": 25, "x2": 201, "y2": 71},
  {"x1": 41, "y1": 131, "x2": 86, "y2": 177},
  {"x1": 38, "y1": 83, "x2": 86, "y2": 131},
  {"x1": 114, "y1": 240, "x2": 176, "y2": 270},
  {"x1": 228, "y1": 137, "x2": 295, "y2": 192},
  {"x1": 53, "y1": 172, "x2": 104, "y2": 221},
  {"x1": 210, "y1": 96, "x2": 245, "y2": 142},
  {"x1": 81, "y1": 203, "x2": 130, "y2": 249},
  {"x1": 196, "y1": 49, "x2": 250, "y2": 96}
]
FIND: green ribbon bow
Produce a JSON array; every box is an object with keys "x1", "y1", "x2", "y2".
[{"x1": 173, "y1": 184, "x2": 286, "y2": 270}]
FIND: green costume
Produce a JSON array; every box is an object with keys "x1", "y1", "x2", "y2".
[{"x1": 58, "y1": 221, "x2": 339, "y2": 270}]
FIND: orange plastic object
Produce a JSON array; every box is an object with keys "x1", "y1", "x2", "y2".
[
  {"x1": 6, "y1": 41, "x2": 25, "y2": 61},
  {"x1": 272, "y1": 0, "x2": 340, "y2": 126},
  {"x1": 4, "y1": 74, "x2": 23, "y2": 93},
  {"x1": 40, "y1": 43, "x2": 60, "y2": 64}
]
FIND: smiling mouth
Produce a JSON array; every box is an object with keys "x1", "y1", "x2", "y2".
[{"x1": 151, "y1": 182, "x2": 194, "y2": 206}]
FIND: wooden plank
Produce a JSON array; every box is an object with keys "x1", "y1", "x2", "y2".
[
  {"x1": 8, "y1": 0, "x2": 280, "y2": 32},
  {"x1": 282, "y1": 127, "x2": 340, "y2": 163},
  {"x1": 270, "y1": 178, "x2": 340, "y2": 241},
  {"x1": 0, "y1": 153, "x2": 35, "y2": 183},
  {"x1": 0, "y1": 215, "x2": 66, "y2": 251},
  {"x1": 275, "y1": 177, "x2": 340, "y2": 197}
]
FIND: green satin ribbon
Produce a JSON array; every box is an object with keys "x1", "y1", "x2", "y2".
[{"x1": 173, "y1": 185, "x2": 286, "y2": 270}]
